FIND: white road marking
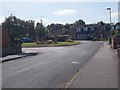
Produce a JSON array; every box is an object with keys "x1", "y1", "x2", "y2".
[{"x1": 71, "y1": 61, "x2": 80, "y2": 64}]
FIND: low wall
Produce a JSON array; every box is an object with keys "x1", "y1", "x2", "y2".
[
  {"x1": 2, "y1": 46, "x2": 22, "y2": 57},
  {"x1": 111, "y1": 36, "x2": 120, "y2": 49},
  {"x1": 116, "y1": 36, "x2": 120, "y2": 45},
  {"x1": 111, "y1": 37, "x2": 117, "y2": 49},
  {"x1": 2, "y1": 30, "x2": 9, "y2": 48}
]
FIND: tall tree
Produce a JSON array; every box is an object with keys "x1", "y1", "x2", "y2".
[
  {"x1": 35, "y1": 22, "x2": 45, "y2": 42},
  {"x1": 2, "y1": 14, "x2": 35, "y2": 45}
]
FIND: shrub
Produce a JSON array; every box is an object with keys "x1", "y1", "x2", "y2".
[
  {"x1": 92, "y1": 37, "x2": 97, "y2": 41},
  {"x1": 54, "y1": 41, "x2": 58, "y2": 44},
  {"x1": 68, "y1": 39, "x2": 73, "y2": 42},
  {"x1": 46, "y1": 40, "x2": 54, "y2": 44},
  {"x1": 36, "y1": 41, "x2": 40, "y2": 44},
  {"x1": 57, "y1": 35, "x2": 69, "y2": 42}
]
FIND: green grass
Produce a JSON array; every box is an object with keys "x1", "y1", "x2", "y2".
[{"x1": 22, "y1": 41, "x2": 80, "y2": 47}]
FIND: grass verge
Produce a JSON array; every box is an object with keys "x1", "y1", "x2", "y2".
[{"x1": 22, "y1": 41, "x2": 80, "y2": 47}]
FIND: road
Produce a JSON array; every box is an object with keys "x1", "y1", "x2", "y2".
[{"x1": 2, "y1": 41, "x2": 102, "y2": 88}]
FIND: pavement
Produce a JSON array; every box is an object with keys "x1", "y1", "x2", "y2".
[
  {"x1": 70, "y1": 42, "x2": 118, "y2": 88},
  {"x1": 0, "y1": 51, "x2": 39, "y2": 63}
]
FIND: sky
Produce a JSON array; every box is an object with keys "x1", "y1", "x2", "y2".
[{"x1": 0, "y1": 1, "x2": 119, "y2": 26}]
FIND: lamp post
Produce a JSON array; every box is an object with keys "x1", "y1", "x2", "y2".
[
  {"x1": 107, "y1": 7, "x2": 111, "y2": 24},
  {"x1": 107, "y1": 8, "x2": 112, "y2": 44}
]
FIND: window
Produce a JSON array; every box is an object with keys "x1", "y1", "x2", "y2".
[
  {"x1": 84, "y1": 28, "x2": 88, "y2": 31},
  {"x1": 88, "y1": 28, "x2": 90, "y2": 30},
  {"x1": 76, "y1": 28, "x2": 81, "y2": 32},
  {"x1": 116, "y1": 26, "x2": 120, "y2": 30},
  {"x1": 90, "y1": 28, "x2": 94, "y2": 31}
]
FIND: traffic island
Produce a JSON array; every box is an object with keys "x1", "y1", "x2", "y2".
[{"x1": 22, "y1": 41, "x2": 80, "y2": 47}]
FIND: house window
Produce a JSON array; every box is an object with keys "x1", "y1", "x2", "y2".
[
  {"x1": 76, "y1": 28, "x2": 81, "y2": 32},
  {"x1": 81, "y1": 28, "x2": 83, "y2": 31},
  {"x1": 88, "y1": 28, "x2": 90, "y2": 30},
  {"x1": 116, "y1": 26, "x2": 120, "y2": 30},
  {"x1": 90, "y1": 28, "x2": 94, "y2": 31},
  {"x1": 83, "y1": 28, "x2": 88, "y2": 31},
  {"x1": 94, "y1": 27, "x2": 97, "y2": 30}
]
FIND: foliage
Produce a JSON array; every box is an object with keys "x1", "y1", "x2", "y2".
[
  {"x1": 111, "y1": 29, "x2": 120, "y2": 36},
  {"x1": 67, "y1": 39, "x2": 73, "y2": 42},
  {"x1": 57, "y1": 35, "x2": 69, "y2": 42},
  {"x1": 73, "y1": 19, "x2": 86, "y2": 26},
  {"x1": 2, "y1": 14, "x2": 35, "y2": 46},
  {"x1": 46, "y1": 40, "x2": 54, "y2": 44},
  {"x1": 46, "y1": 23, "x2": 63, "y2": 31},
  {"x1": 35, "y1": 22, "x2": 46, "y2": 42}
]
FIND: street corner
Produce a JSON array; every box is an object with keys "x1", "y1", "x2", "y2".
[
  {"x1": 22, "y1": 51, "x2": 39, "y2": 56},
  {"x1": 1, "y1": 55, "x2": 26, "y2": 63}
]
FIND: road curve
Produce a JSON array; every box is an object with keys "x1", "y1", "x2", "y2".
[{"x1": 2, "y1": 41, "x2": 102, "y2": 88}]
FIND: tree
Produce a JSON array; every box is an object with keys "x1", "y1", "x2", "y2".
[
  {"x1": 63, "y1": 23, "x2": 70, "y2": 30},
  {"x1": 2, "y1": 14, "x2": 35, "y2": 46},
  {"x1": 73, "y1": 19, "x2": 86, "y2": 26},
  {"x1": 2, "y1": 15, "x2": 22, "y2": 45},
  {"x1": 24, "y1": 20, "x2": 35, "y2": 39},
  {"x1": 35, "y1": 22, "x2": 46, "y2": 42},
  {"x1": 97, "y1": 21, "x2": 105, "y2": 26}
]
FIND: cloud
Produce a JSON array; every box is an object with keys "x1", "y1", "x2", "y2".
[
  {"x1": 53, "y1": 9, "x2": 77, "y2": 16},
  {"x1": 111, "y1": 12, "x2": 118, "y2": 18},
  {"x1": 35, "y1": 17, "x2": 52, "y2": 26}
]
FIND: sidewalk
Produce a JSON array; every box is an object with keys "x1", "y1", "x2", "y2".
[
  {"x1": 0, "y1": 51, "x2": 38, "y2": 63},
  {"x1": 70, "y1": 42, "x2": 118, "y2": 88}
]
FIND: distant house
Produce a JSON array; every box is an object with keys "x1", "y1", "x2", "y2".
[
  {"x1": 115, "y1": 22, "x2": 120, "y2": 30},
  {"x1": 69, "y1": 24, "x2": 109, "y2": 40},
  {"x1": 49, "y1": 28, "x2": 70, "y2": 37},
  {"x1": 47, "y1": 23, "x2": 110, "y2": 41}
]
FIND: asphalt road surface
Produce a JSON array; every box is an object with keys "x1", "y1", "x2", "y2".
[{"x1": 2, "y1": 41, "x2": 102, "y2": 88}]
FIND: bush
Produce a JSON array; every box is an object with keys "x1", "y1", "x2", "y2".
[
  {"x1": 54, "y1": 41, "x2": 58, "y2": 44},
  {"x1": 36, "y1": 41, "x2": 40, "y2": 44},
  {"x1": 57, "y1": 35, "x2": 69, "y2": 42},
  {"x1": 67, "y1": 39, "x2": 73, "y2": 42},
  {"x1": 46, "y1": 40, "x2": 54, "y2": 44},
  {"x1": 92, "y1": 37, "x2": 97, "y2": 41}
]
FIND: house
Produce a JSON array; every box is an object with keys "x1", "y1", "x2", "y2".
[
  {"x1": 115, "y1": 22, "x2": 120, "y2": 30},
  {"x1": 69, "y1": 24, "x2": 109, "y2": 40}
]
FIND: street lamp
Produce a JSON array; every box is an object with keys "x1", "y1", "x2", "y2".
[
  {"x1": 107, "y1": 8, "x2": 112, "y2": 44},
  {"x1": 107, "y1": 7, "x2": 111, "y2": 24}
]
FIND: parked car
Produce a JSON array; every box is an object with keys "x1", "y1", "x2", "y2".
[{"x1": 21, "y1": 37, "x2": 34, "y2": 43}]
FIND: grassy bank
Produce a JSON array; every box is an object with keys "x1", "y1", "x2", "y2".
[{"x1": 22, "y1": 41, "x2": 80, "y2": 47}]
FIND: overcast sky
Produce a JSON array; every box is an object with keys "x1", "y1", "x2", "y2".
[{"x1": 0, "y1": 1, "x2": 119, "y2": 26}]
